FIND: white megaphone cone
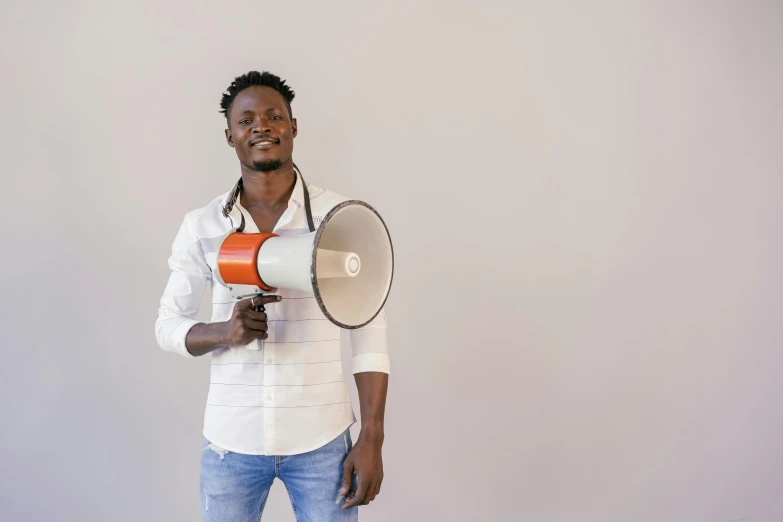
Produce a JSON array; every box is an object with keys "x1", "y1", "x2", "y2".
[{"x1": 213, "y1": 200, "x2": 393, "y2": 329}]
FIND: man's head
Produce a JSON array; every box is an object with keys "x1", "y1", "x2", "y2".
[{"x1": 220, "y1": 71, "x2": 297, "y2": 172}]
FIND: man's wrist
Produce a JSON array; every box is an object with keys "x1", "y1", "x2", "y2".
[
  {"x1": 359, "y1": 421, "x2": 385, "y2": 443},
  {"x1": 184, "y1": 321, "x2": 231, "y2": 357},
  {"x1": 216, "y1": 321, "x2": 230, "y2": 346}
]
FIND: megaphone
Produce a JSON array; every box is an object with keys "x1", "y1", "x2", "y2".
[{"x1": 213, "y1": 200, "x2": 393, "y2": 330}]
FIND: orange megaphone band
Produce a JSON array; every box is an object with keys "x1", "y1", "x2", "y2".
[{"x1": 217, "y1": 232, "x2": 278, "y2": 291}]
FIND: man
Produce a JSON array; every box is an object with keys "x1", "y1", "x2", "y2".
[{"x1": 155, "y1": 71, "x2": 389, "y2": 521}]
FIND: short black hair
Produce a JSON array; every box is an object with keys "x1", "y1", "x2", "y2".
[{"x1": 219, "y1": 71, "x2": 295, "y2": 123}]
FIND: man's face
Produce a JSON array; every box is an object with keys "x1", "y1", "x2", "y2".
[{"x1": 225, "y1": 85, "x2": 297, "y2": 172}]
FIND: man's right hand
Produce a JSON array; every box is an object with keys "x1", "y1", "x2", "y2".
[
  {"x1": 222, "y1": 295, "x2": 283, "y2": 346},
  {"x1": 183, "y1": 294, "x2": 283, "y2": 357}
]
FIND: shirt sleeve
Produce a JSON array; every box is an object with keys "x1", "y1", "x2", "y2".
[
  {"x1": 154, "y1": 212, "x2": 211, "y2": 358},
  {"x1": 348, "y1": 309, "x2": 390, "y2": 374}
]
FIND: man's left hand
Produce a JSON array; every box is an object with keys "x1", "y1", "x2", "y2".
[{"x1": 339, "y1": 432, "x2": 384, "y2": 509}]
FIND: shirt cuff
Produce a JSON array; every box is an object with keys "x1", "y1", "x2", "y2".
[
  {"x1": 352, "y1": 353, "x2": 390, "y2": 375},
  {"x1": 170, "y1": 317, "x2": 200, "y2": 358}
]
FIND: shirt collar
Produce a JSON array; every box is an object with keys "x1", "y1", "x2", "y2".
[
  {"x1": 288, "y1": 169, "x2": 306, "y2": 208},
  {"x1": 221, "y1": 169, "x2": 312, "y2": 229}
]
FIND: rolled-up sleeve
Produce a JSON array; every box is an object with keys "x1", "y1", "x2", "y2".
[
  {"x1": 155, "y1": 212, "x2": 211, "y2": 358},
  {"x1": 348, "y1": 309, "x2": 390, "y2": 374}
]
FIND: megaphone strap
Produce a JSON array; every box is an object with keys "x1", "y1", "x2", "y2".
[
  {"x1": 296, "y1": 164, "x2": 316, "y2": 233},
  {"x1": 222, "y1": 164, "x2": 316, "y2": 234}
]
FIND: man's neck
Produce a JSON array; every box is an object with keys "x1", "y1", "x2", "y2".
[{"x1": 239, "y1": 164, "x2": 296, "y2": 209}]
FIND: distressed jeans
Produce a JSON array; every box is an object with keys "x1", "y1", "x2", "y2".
[{"x1": 200, "y1": 428, "x2": 359, "y2": 522}]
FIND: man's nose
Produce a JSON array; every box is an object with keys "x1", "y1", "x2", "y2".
[{"x1": 252, "y1": 118, "x2": 272, "y2": 133}]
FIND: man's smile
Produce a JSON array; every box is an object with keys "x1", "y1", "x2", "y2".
[{"x1": 249, "y1": 137, "x2": 279, "y2": 149}]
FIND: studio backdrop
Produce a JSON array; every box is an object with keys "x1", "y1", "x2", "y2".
[{"x1": 1, "y1": 1, "x2": 782, "y2": 521}]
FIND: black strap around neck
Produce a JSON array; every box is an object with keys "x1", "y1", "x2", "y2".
[
  {"x1": 297, "y1": 164, "x2": 316, "y2": 233},
  {"x1": 229, "y1": 164, "x2": 315, "y2": 233}
]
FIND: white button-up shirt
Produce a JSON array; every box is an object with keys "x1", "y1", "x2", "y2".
[{"x1": 155, "y1": 175, "x2": 390, "y2": 455}]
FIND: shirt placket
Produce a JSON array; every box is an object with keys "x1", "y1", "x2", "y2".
[
  {"x1": 263, "y1": 199, "x2": 298, "y2": 455},
  {"x1": 263, "y1": 337, "x2": 276, "y2": 453}
]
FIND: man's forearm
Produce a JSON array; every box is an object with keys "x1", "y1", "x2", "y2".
[
  {"x1": 354, "y1": 372, "x2": 388, "y2": 441},
  {"x1": 185, "y1": 322, "x2": 229, "y2": 357}
]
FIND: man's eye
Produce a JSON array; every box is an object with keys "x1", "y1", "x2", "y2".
[
  {"x1": 271, "y1": 115, "x2": 282, "y2": 120},
  {"x1": 239, "y1": 119, "x2": 251, "y2": 124}
]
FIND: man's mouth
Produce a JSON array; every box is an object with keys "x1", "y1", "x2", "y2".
[{"x1": 250, "y1": 138, "x2": 279, "y2": 149}]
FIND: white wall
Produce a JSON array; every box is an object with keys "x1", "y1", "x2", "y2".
[{"x1": 1, "y1": 1, "x2": 781, "y2": 521}]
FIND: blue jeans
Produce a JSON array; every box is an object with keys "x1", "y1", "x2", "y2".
[{"x1": 200, "y1": 428, "x2": 359, "y2": 521}]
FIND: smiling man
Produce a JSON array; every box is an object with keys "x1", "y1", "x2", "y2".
[{"x1": 155, "y1": 71, "x2": 389, "y2": 521}]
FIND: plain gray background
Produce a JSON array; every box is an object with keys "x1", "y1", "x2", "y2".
[{"x1": 1, "y1": 1, "x2": 782, "y2": 521}]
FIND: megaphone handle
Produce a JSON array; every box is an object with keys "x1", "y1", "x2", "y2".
[{"x1": 254, "y1": 294, "x2": 265, "y2": 313}]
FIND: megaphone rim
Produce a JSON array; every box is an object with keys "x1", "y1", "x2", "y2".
[{"x1": 310, "y1": 199, "x2": 394, "y2": 329}]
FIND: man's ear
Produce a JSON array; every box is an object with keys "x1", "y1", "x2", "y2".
[
  {"x1": 225, "y1": 128, "x2": 235, "y2": 148},
  {"x1": 291, "y1": 118, "x2": 298, "y2": 138}
]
